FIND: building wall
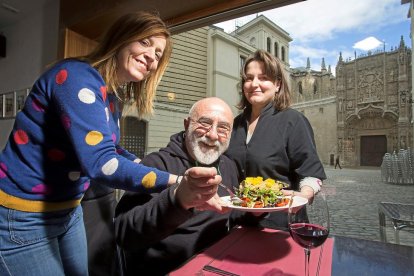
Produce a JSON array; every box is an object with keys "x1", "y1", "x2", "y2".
[
  {"x1": 0, "y1": 0, "x2": 59, "y2": 150},
  {"x1": 336, "y1": 41, "x2": 412, "y2": 167},
  {"x1": 0, "y1": 1, "x2": 59, "y2": 93},
  {"x1": 144, "y1": 27, "x2": 209, "y2": 153},
  {"x1": 157, "y1": 28, "x2": 209, "y2": 108},
  {"x1": 146, "y1": 104, "x2": 188, "y2": 154},
  {"x1": 209, "y1": 29, "x2": 253, "y2": 115},
  {"x1": 289, "y1": 67, "x2": 337, "y2": 165},
  {"x1": 293, "y1": 98, "x2": 337, "y2": 165}
]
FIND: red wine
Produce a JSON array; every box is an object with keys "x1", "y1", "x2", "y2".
[{"x1": 289, "y1": 223, "x2": 329, "y2": 249}]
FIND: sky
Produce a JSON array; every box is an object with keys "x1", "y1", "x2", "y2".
[{"x1": 214, "y1": 0, "x2": 411, "y2": 74}]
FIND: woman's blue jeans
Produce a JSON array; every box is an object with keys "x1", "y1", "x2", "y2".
[{"x1": 0, "y1": 205, "x2": 88, "y2": 275}]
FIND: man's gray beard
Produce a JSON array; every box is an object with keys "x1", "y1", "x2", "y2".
[{"x1": 189, "y1": 134, "x2": 228, "y2": 165}]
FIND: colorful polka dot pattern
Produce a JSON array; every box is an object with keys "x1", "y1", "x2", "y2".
[
  {"x1": 100, "y1": 86, "x2": 107, "y2": 101},
  {"x1": 83, "y1": 181, "x2": 90, "y2": 191},
  {"x1": 0, "y1": 162, "x2": 7, "y2": 178},
  {"x1": 61, "y1": 114, "x2": 71, "y2": 129},
  {"x1": 0, "y1": 60, "x2": 169, "y2": 206},
  {"x1": 68, "y1": 171, "x2": 80, "y2": 181},
  {"x1": 85, "y1": 131, "x2": 104, "y2": 146},
  {"x1": 56, "y1": 69, "x2": 67, "y2": 85},
  {"x1": 102, "y1": 158, "x2": 119, "y2": 175},
  {"x1": 32, "y1": 184, "x2": 51, "y2": 195},
  {"x1": 142, "y1": 172, "x2": 157, "y2": 188},
  {"x1": 14, "y1": 130, "x2": 29, "y2": 145},
  {"x1": 31, "y1": 98, "x2": 46, "y2": 112},
  {"x1": 78, "y1": 88, "x2": 96, "y2": 104}
]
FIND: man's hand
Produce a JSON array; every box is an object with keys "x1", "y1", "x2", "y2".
[
  {"x1": 174, "y1": 167, "x2": 222, "y2": 210},
  {"x1": 194, "y1": 194, "x2": 231, "y2": 213}
]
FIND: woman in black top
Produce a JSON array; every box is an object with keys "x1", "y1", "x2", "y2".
[{"x1": 225, "y1": 50, "x2": 326, "y2": 229}]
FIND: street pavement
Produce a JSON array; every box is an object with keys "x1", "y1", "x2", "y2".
[{"x1": 323, "y1": 166, "x2": 414, "y2": 247}]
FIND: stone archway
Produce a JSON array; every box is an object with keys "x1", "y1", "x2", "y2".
[{"x1": 344, "y1": 105, "x2": 398, "y2": 167}]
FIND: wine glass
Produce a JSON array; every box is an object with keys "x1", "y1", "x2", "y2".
[{"x1": 288, "y1": 192, "x2": 330, "y2": 276}]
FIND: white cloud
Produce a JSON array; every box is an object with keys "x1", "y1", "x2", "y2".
[
  {"x1": 353, "y1": 36, "x2": 383, "y2": 51},
  {"x1": 214, "y1": 0, "x2": 409, "y2": 75},
  {"x1": 215, "y1": 0, "x2": 407, "y2": 42}
]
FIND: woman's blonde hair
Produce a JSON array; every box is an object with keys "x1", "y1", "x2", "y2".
[
  {"x1": 81, "y1": 11, "x2": 172, "y2": 118},
  {"x1": 237, "y1": 49, "x2": 291, "y2": 111}
]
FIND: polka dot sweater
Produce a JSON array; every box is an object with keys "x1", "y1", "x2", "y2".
[{"x1": 0, "y1": 59, "x2": 169, "y2": 210}]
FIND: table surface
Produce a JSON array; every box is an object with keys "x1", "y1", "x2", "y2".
[
  {"x1": 378, "y1": 202, "x2": 414, "y2": 222},
  {"x1": 171, "y1": 226, "x2": 414, "y2": 276}
]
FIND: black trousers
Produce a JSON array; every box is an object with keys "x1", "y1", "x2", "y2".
[
  {"x1": 335, "y1": 161, "x2": 342, "y2": 169},
  {"x1": 81, "y1": 188, "x2": 117, "y2": 276}
]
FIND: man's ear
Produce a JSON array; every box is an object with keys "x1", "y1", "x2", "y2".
[{"x1": 184, "y1": 118, "x2": 190, "y2": 130}]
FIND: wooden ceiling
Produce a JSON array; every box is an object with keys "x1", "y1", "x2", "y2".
[{"x1": 60, "y1": 0, "x2": 304, "y2": 40}]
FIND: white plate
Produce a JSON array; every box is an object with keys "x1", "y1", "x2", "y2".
[{"x1": 220, "y1": 195, "x2": 308, "y2": 213}]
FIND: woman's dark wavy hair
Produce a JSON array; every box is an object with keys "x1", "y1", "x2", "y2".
[
  {"x1": 237, "y1": 49, "x2": 291, "y2": 111},
  {"x1": 80, "y1": 11, "x2": 172, "y2": 118}
]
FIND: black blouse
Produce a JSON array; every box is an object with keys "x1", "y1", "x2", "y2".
[{"x1": 225, "y1": 103, "x2": 326, "y2": 190}]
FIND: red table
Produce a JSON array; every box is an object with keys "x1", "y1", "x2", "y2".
[{"x1": 170, "y1": 227, "x2": 333, "y2": 276}]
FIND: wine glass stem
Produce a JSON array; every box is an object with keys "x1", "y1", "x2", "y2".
[{"x1": 304, "y1": 248, "x2": 310, "y2": 276}]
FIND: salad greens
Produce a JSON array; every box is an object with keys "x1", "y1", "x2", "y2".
[{"x1": 234, "y1": 177, "x2": 288, "y2": 208}]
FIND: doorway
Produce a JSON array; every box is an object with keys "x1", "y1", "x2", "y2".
[{"x1": 360, "y1": 135, "x2": 387, "y2": 166}]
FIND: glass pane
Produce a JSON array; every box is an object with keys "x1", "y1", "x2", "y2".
[
  {"x1": 0, "y1": 94, "x2": 3, "y2": 118},
  {"x1": 5, "y1": 93, "x2": 14, "y2": 117},
  {"x1": 16, "y1": 89, "x2": 28, "y2": 113}
]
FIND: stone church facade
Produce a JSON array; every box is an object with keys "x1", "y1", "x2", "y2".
[
  {"x1": 290, "y1": 37, "x2": 412, "y2": 167},
  {"x1": 335, "y1": 37, "x2": 412, "y2": 167}
]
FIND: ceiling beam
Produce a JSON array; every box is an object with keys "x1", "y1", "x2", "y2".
[{"x1": 60, "y1": 0, "x2": 304, "y2": 39}]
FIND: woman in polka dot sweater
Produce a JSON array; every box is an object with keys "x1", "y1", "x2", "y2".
[{"x1": 0, "y1": 11, "x2": 222, "y2": 275}]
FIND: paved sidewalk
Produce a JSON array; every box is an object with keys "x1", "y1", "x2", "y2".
[{"x1": 323, "y1": 166, "x2": 414, "y2": 247}]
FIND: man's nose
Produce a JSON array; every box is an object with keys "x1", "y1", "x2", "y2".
[{"x1": 205, "y1": 126, "x2": 219, "y2": 140}]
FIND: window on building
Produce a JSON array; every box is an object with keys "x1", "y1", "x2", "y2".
[
  {"x1": 313, "y1": 83, "x2": 318, "y2": 94},
  {"x1": 298, "y1": 81, "x2": 303, "y2": 94},
  {"x1": 281, "y1": 46, "x2": 285, "y2": 62},
  {"x1": 16, "y1": 90, "x2": 28, "y2": 113},
  {"x1": 240, "y1": 55, "x2": 246, "y2": 71},
  {"x1": 319, "y1": 107, "x2": 324, "y2": 113},
  {"x1": 5, "y1": 93, "x2": 14, "y2": 117},
  {"x1": 274, "y1": 42, "x2": 278, "y2": 58},
  {"x1": 0, "y1": 94, "x2": 3, "y2": 118},
  {"x1": 267, "y1": 37, "x2": 271, "y2": 53},
  {"x1": 249, "y1": 37, "x2": 256, "y2": 47}
]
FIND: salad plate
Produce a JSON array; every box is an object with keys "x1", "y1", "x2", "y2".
[{"x1": 220, "y1": 195, "x2": 308, "y2": 213}]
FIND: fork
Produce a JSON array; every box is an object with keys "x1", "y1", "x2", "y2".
[
  {"x1": 202, "y1": 265, "x2": 240, "y2": 276},
  {"x1": 218, "y1": 183, "x2": 243, "y2": 204}
]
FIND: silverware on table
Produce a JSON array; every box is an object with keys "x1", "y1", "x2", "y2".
[
  {"x1": 202, "y1": 265, "x2": 240, "y2": 276},
  {"x1": 218, "y1": 183, "x2": 242, "y2": 204}
]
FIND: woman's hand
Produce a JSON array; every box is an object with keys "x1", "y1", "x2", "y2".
[
  {"x1": 282, "y1": 185, "x2": 315, "y2": 204},
  {"x1": 174, "y1": 167, "x2": 222, "y2": 210}
]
